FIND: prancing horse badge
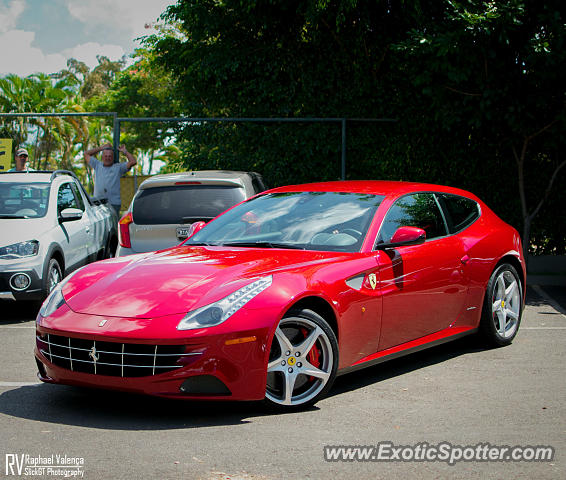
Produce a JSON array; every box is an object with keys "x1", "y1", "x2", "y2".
[{"x1": 368, "y1": 273, "x2": 377, "y2": 290}]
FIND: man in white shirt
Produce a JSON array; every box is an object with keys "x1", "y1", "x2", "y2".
[{"x1": 84, "y1": 143, "x2": 137, "y2": 215}]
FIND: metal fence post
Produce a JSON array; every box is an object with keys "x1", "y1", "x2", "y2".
[
  {"x1": 341, "y1": 118, "x2": 347, "y2": 180},
  {"x1": 112, "y1": 113, "x2": 120, "y2": 164}
]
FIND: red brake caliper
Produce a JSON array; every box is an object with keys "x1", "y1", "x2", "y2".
[{"x1": 301, "y1": 327, "x2": 321, "y2": 381}]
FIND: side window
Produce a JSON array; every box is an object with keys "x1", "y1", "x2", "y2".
[
  {"x1": 438, "y1": 194, "x2": 480, "y2": 233},
  {"x1": 70, "y1": 182, "x2": 85, "y2": 211},
  {"x1": 57, "y1": 183, "x2": 78, "y2": 214},
  {"x1": 377, "y1": 193, "x2": 448, "y2": 244}
]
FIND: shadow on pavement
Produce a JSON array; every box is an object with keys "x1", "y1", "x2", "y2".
[
  {"x1": 0, "y1": 300, "x2": 41, "y2": 324},
  {"x1": 0, "y1": 336, "x2": 491, "y2": 429},
  {"x1": 0, "y1": 383, "x2": 264, "y2": 430},
  {"x1": 331, "y1": 334, "x2": 487, "y2": 398}
]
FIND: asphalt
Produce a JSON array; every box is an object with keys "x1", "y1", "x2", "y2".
[{"x1": 532, "y1": 285, "x2": 566, "y2": 315}]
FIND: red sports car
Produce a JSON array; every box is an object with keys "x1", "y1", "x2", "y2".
[{"x1": 35, "y1": 181, "x2": 525, "y2": 409}]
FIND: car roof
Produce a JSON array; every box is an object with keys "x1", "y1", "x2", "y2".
[
  {"x1": 138, "y1": 170, "x2": 260, "y2": 190},
  {"x1": 265, "y1": 180, "x2": 480, "y2": 200},
  {"x1": 0, "y1": 171, "x2": 76, "y2": 184},
  {"x1": 0, "y1": 172, "x2": 53, "y2": 183}
]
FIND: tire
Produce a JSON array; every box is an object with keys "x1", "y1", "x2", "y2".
[
  {"x1": 264, "y1": 308, "x2": 339, "y2": 410},
  {"x1": 479, "y1": 263, "x2": 523, "y2": 347},
  {"x1": 43, "y1": 258, "x2": 62, "y2": 299},
  {"x1": 104, "y1": 236, "x2": 117, "y2": 259}
]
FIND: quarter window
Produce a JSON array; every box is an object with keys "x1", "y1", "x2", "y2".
[
  {"x1": 377, "y1": 193, "x2": 447, "y2": 244},
  {"x1": 437, "y1": 194, "x2": 480, "y2": 233}
]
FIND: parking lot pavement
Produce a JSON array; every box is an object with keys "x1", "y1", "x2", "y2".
[
  {"x1": 0, "y1": 290, "x2": 564, "y2": 480},
  {"x1": 533, "y1": 285, "x2": 566, "y2": 315}
]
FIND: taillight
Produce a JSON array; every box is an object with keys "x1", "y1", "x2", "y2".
[{"x1": 119, "y1": 212, "x2": 133, "y2": 248}]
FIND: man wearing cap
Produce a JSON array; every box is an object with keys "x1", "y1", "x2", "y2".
[
  {"x1": 84, "y1": 143, "x2": 137, "y2": 215},
  {"x1": 9, "y1": 148, "x2": 35, "y2": 172}
]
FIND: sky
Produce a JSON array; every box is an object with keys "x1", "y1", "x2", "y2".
[{"x1": 0, "y1": 0, "x2": 178, "y2": 77}]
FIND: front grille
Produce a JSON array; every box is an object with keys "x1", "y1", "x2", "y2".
[{"x1": 37, "y1": 333, "x2": 201, "y2": 377}]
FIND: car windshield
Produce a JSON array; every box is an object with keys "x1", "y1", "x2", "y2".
[
  {"x1": 133, "y1": 185, "x2": 247, "y2": 225},
  {"x1": 186, "y1": 191, "x2": 384, "y2": 252},
  {"x1": 0, "y1": 182, "x2": 50, "y2": 218}
]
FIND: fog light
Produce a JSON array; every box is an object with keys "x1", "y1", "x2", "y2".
[{"x1": 10, "y1": 273, "x2": 31, "y2": 291}]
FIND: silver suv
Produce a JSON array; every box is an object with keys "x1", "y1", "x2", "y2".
[
  {"x1": 0, "y1": 171, "x2": 118, "y2": 301},
  {"x1": 116, "y1": 170, "x2": 266, "y2": 256}
]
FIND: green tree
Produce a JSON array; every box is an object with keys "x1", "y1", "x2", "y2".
[
  {"x1": 90, "y1": 45, "x2": 182, "y2": 173},
  {"x1": 395, "y1": 0, "x2": 566, "y2": 256},
  {"x1": 148, "y1": 0, "x2": 565, "y2": 254}
]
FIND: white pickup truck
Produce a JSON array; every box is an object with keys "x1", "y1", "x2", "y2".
[{"x1": 0, "y1": 170, "x2": 118, "y2": 301}]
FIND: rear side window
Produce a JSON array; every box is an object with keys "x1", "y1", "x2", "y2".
[
  {"x1": 132, "y1": 185, "x2": 246, "y2": 225},
  {"x1": 438, "y1": 194, "x2": 480, "y2": 233}
]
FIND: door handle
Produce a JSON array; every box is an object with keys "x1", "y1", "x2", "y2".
[{"x1": 460, "y1": 255, "x2": 470, "y2": 265}]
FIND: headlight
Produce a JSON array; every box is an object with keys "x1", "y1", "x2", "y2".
[
  {"x1": 0, "y1": 240, "x2": 39, "y2": 259},
  {"x1": 177, "y1": 275, "x2": 273, "y2": 330},
  {"x1": 39, "y1": 284, "x2": 65, "y2": 318},
  {"x1": 38, "y1": 267, "x2": 83, "y2": 319}
]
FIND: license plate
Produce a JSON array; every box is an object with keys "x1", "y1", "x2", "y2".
[{"x1": 176, "y1": 227, "x2": 190, "y2": 240}]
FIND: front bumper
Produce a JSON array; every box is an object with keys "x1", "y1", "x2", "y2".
[{"x1": 34, "y1": 304, "x2": 273, "y2": 401}]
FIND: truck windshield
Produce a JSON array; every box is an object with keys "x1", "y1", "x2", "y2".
[{"x1": 0, "y1": 183, "x2": 50, "y2": 218}]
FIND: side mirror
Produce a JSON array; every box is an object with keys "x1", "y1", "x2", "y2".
[
  {"x1": 59, "y1": 207, "x2": 83, "y2": 222},
  {"x1": 376, "y1": 226, "x2": 426, "y2": 250}
]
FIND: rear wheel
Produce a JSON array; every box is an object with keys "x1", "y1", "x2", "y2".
[
  {"x1": 265, "y1": 309, "x2": 338, "y2": 410},
  {"x1": 479, "y1": 263, "x2": 523, "y2": 347}
]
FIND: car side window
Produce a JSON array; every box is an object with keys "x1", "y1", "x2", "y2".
[
  {"x1": 57, "y1": 183, "x2": 79, "y2": 214},
  {"x1": 70, "y1": 182, "x2": 85, "y2": 211},
  {"x1": 437, "y1": 194, "x2": 480, "y2": 233},
  {"x1": 377, "y1": 193, "x2": 448, "y2": 244}
]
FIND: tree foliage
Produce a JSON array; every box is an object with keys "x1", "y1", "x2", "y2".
[{"x1": 148, "y1": 0, "x2": 565, "y2": 254}]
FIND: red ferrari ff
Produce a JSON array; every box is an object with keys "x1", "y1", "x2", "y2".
[{"x1": 35, "y1": 181, "x2": 525, "y2": 409}]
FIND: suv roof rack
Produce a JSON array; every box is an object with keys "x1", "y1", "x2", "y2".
[{"x1": 49, "y1": 169, "x2": 80, "y2": 182}]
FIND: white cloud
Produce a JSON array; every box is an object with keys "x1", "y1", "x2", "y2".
[
  {"x1": 0, "y1": 29, "x2": 67, "y2": 76},
  {"x1": 0, "y1": 0, "x2": 175, "y2": 76},
  {"x1": 0, "y1": 0, "x2": 25, "y2": 34},
  {"x1": 64, "y1": 0, "x2": 175, "y2": 39},
  {"x1": 0, "y1": 30, "x2": 126, "y2": 76},
  {"x1": 62, "y1": 42, "x2": 126, "y2": 68}
]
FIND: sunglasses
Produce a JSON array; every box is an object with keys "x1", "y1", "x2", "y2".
[{"x1": 18, "y1": 154, "x2": 28, "y2": 158}]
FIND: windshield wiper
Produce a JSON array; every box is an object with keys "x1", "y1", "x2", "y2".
[
  {"x1": 220, "y1": 242, "x2": 305, "y2": 250},
  {"x1": 0, "y1": 215, "x2": 27, "y2": 219}
]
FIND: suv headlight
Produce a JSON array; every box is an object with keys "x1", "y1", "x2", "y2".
[
  {"x1": 0, "y1": 240, "x2": 39, "y2": 259},
  {"x1": 177, "y1": 275, "x2": 273, "y2": 330}
]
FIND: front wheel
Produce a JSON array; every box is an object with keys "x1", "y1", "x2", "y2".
[
  {"x1": 479, "y1": 263, "x2": 523, "y2": 347},
  {"x1": 43, "y1": 258, "x2": 62, "y2": 299},
  {"x1": 265, "y1": 309, "x2": 338, "y2": 410}
]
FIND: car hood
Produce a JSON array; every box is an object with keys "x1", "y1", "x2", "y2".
[
  {"x1": 0, "y1": 218, "x2": 50, "y2": 246},
  {"x1": 63, "y1": 245, "x2": 351, "y2": 318}
]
